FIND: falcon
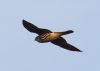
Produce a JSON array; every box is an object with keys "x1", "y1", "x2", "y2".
[{"x1": 22, "y1": 20, "x2": 82, "y2": 52}]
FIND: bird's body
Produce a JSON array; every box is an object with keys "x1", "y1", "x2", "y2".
[
  {"x1": 35, "y1": 32, "x2": 62, "y2": 43},
  {"x1": 22, "y1": 20, "x2": 82, "y2": 52}
]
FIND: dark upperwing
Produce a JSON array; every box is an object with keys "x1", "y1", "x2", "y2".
[
  {"x1": 51, "y1": 37, "x2": 82, "y2": 52},
  {"x1": 22, "y1": 20, "x2": 52, "y2": 35}
]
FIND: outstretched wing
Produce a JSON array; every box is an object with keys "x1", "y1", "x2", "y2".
[
  {"x1": 22, "y1": 20, "x2": 52, "y2": 35},
  {"x1": 51, "y1": 37, "x2": 82, "y2": 52}
]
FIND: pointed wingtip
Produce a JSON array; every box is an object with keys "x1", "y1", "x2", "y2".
[
  {"x1": 22, "y1": 19, "x2": 26, "y2": 23},
  {"x1": 77, "y1": 50, "x2": 83, "y2": 52},
  {"x1": 22, "y1": 19, "x2": 26, "y2": 26},
  {"x1": 22, "y1": 19, "x2": 30, "y2": 29},
  {"x1": 22, "y1": 19, "x2": 29, "y2": 26}
]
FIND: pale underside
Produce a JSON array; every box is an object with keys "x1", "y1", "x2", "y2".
[{"x1": 36, "y1": 32, "x2": 62, "y2": 42}]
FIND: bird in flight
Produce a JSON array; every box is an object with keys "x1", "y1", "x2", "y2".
[{"x1": 22, "y1": 20, "x2": 82, "y2": 52}]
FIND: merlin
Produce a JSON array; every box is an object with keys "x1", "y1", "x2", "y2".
[{"x1": 22, "y1": 20, "x2": 82, "y2": 52}]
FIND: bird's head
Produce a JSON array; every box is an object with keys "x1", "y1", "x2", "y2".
[
  {"x1": 35, "y1": 36, "x2": 40, "y2": 42},
  {"x1": 35, "y1": 36, "x2": 44, "y2": 43}
]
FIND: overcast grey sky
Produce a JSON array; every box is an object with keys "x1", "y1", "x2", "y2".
[{"x1": 0, "y1": 0, "x2": 100, "y2": 71}]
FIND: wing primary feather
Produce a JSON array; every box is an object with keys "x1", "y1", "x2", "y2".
[
  {"x1": 51, "y1": 37, "x2": 82, "y2": 52},
  {"x1": 22, "y1": 20, "x2": 52, "y2": 35},
  {"x1": 22, "y1": 20, "x2": 40, "y2": 33}
]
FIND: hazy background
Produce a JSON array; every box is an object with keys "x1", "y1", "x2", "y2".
[{"x1": 0, "y1": 0, "x2": 100, "y2": 71}]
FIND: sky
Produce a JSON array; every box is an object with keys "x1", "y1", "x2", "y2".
[{"x1": 0, "y1": 0, "x2": 100, "y2": 71}]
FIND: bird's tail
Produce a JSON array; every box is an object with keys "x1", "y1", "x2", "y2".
[{"x1": 61, "y1": 30, "x2": 74, "y2": 35}]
